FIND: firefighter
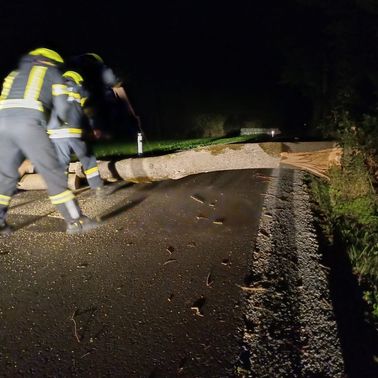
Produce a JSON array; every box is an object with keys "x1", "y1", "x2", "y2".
[
  {"x1": 0, "y1": 48, "x2": 99, "y2": 235},
  {"x1": 67, "y1": 52, "x2": 116, "y2": 136},
  {"x1": 46, "y1": 70, "x2": 106, "y2": 197},
  {"x1": 69, "y1": 52, "x2": 141, "y2": 138}
]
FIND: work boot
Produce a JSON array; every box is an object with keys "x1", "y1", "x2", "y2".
[
  {"x1": 95, "y1": 186, "x2": 115, "y2": 199},
  {"x1": 95, "y1": 186, "x2": 107, "y2": 198},
  {"x1": 0, "y1": 221, "x2": 13, "y2": 236},
  {"x1": 66, "y1": 216, "x2": 100, "y2": 235}
]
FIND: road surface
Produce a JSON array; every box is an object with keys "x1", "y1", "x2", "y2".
[{"x1": 1, "y1": 168, "x2": 374, "y2": 377}]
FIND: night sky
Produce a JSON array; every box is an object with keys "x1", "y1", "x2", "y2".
[{"x1": 1, "y1": 0, "x2": 377, "y2": 137}]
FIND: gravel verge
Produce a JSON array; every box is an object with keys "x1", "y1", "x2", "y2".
[{"x1": 238, "y1": 168, "x2": 345, "y2": 377}]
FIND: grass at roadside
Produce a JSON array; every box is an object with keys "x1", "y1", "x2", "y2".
[
  {"x1": 92, "y1": 135, "x2": 259, "y2": 159},
  {"x1": 310, "y1": 147, "x2": 378, "y2": 323}
]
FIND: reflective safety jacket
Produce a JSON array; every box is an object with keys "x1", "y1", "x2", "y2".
[
  {"x1": 0, "y1": 54, "x2": 69, "y2": 122},
  {"x1": 47, "y1": 73, "x2": 89, "y2": 139}
]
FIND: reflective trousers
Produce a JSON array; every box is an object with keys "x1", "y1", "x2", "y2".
[
  {"x1": 51, "y1": 137, "x2": 103, "y2": 190},
  {"x1": 0, "y1": 116, "x2": 82, "y2": 223}
]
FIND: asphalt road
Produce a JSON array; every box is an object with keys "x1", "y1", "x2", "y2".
[{"x1": 0, "y1": 169, "x2": 269, "y2": 377}]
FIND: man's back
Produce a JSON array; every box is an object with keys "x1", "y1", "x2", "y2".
[{"x1": 0, "y1": 53, "x2": 67, "y2": 122}]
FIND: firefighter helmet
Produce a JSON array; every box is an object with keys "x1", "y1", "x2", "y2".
[
  {"x1": 63, "y1": 71, "x2": 84, "y2": 85},
  {"x1": 28, "y1": 48, "x2": 64, "y2": 63},
  {"x1": 84, "y1": 52, "x2": 104, "y2": 64}
]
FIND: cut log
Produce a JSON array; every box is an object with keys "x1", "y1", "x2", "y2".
[{"x1": 18, "y1": 160, "x2": 35, "y2": 176}]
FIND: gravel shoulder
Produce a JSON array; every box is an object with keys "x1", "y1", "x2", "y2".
[{"x1": 238, "y1": 169, "x2": 345, "y2": 377}]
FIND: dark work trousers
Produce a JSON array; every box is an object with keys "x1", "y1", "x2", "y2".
[
  {"x1": 51, "y1": 138, "x2": 103, "y2": 190},
  {"x1": 0, "y1": 116, "x2": 82, "y2": 223}
]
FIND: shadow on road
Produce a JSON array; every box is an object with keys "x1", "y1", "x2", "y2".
[
  {"x1": 99, "y1": 196, "x2": 146, "y2": 221},
  {"x1": 10, "y1": 211, "x2": 58, "y2": 232}
]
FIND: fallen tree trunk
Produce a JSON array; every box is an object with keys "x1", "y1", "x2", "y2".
[{"x1": 17, "y1": 142, "x2": 341, "y2": 190}]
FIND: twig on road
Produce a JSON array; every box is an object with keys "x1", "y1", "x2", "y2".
[
  {"x1": 190, "y1": 195, "x2": 205, "y2": 204},
  {"x1": 163, "y1": 258, "x2": 177, "y2": 266},
  {"x1": 70, "y1": 309, "x2": 81, "y2": 343},
  {"x1": 206, "y1": 272, "x2": 214, "y2": 287},
  {"x1": 236, "y1": 284, "x2": 267, "y2": 293}
]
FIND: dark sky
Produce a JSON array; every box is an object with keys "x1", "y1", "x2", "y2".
[
  {"x1": 1, "y1": 1, "x2": 377, "y2": 136},
  {"x1": 0, "y1": 1, "x2": 297, "y2": 86}
]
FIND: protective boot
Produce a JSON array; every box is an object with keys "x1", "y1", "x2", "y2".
[
  {"x1": 54, "y1": 198, "x2": 99, "y2": 234},
  {"x1": 95, "y1": 186, "x2": 108, "y2": 198},
  {"x1": 95, "y1": 185, "x2": 116, "y2": 199},
  {"x1": 66, "y1": 216, "x2": 100, "y2": 235}
]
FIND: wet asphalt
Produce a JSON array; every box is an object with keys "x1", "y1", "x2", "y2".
[{"x1": 0, "y1": 169, "x2": 268, "y2": 377}]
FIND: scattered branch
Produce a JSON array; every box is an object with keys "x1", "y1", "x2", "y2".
[
  {"x1": 70, "y1": 309, "x2": 81, "y2": 343},
  {"x1": 236, "y1": 284, "x2": 267, "y2": 293}
]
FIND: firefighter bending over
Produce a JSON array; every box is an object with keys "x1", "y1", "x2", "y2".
[
  {"x1": 69, "y1": 52, "x2": 141, "y2": 139},
  {"x1": 47, "y1": 70, "x2": 107, "y2": 198},
  {"x1": 0, "y1": 48, "x2": 99, "y2": 235}
]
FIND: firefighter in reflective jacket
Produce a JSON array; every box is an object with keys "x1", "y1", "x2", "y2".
[
  {"x1": 47, "y1": 70, "x2": 106, "y2": 197},
  {"x1": 0, "y1": 48, "x2": 99, "y2": 235}
]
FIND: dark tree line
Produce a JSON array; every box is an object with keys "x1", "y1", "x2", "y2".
[{"x1": 280, "y1": 0, "x2": 378, "y2": 133}]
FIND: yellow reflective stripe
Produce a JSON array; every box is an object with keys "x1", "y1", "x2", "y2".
[
  {"x1": 0, "y1": 194, "x2": 11, "y2": 206},
  {"x1": 67, "y1": 91, "x2": 82, "y2": 104},
  {"x1": 80, "y1": 97, "x2": 87, "y2": 107},
  {"x1": 0, "y1": 99, "x2": 43, "y2": 111},
  {"x1": 68, "y1": 91, "x2": 81, "y2": 100},
  {"x1": 47, "y1": 128, "x2": 82, "y2": 135},
  {"x1": 52, "y1": 84, "x2": 68, "y2": 96},
  {"x1": 24, "y1": 66, "x2": 47, "y2": 100},
  {"x1": 0, "y1": 71, "x2": 18, "y2": 100},
  {"x1": 84, "y1": 167, "x2": 99, "y2": 175},
  {"x1": 49, "y1": 190, "x2": 75, "y2": 205}
]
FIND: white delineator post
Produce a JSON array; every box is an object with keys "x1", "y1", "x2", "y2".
[{"x1": 137, "y1": 132, "x2": 143, "y2": 156}]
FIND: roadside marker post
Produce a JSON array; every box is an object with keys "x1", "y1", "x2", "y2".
[{"x1": 137, "y1": 132, "x2": 143, "y2": 156}]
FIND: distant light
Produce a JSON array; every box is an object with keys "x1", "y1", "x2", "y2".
[{"x1": 271, "y1": 130, "x2": 275, "y2": 138}]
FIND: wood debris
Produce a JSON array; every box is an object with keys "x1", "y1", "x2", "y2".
[
  {"x1": 221, "y1": 258, "x2": 230, "y2": 266},
  {"x1": 163, "y1": 258, "x2": 177, "y2": 266},
  {"x1": 190, "y1": 194, "x2": 205, "y2": 204},
  {"x1": 191, "y1": 295, "x2": 206, "y2": 317},
  {"x1": 70, "y1": 309, "x2": 81, "y2": 343},
  {"x1": 280, "y1": 147, "x2": 342, "y2": 180},
  {"x1": 196, "y1": 214, "x2": 208, "y2": 220},
  {"x1": 191, "y1": 306, "x2": 204, "y2": 317},
  {"x1": 166, "y1": 246, "x2": 175, "y2": 254},
  {"x1": 206, "y1": 272, "x2": 214, "y2": 287},
  {"x1": 236, "y1": 284, "x2": 267, "y2": 293}
]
